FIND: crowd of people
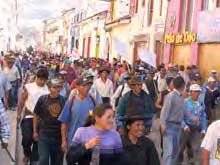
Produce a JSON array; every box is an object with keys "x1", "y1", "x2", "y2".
[{"x1": 0, "y1": 50, "x2": 220, "y2": 165}]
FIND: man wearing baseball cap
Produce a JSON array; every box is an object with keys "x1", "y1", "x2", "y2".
[
  {"x1": 179, "y1": 84, "x2": 207, "y2": 164},
  {"x1": 33, "y1": 77, "x2": 65, "y2": 165},
  {"x1": 58, "y1": 77, "x2": 101, "y2": 151}
]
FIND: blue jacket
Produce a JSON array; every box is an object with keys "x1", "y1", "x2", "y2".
[{"x1": 182, "y1": 98, "x2": 207, "y2": 132}]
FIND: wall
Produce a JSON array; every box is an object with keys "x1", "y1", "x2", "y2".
[{"x1": 198, "y1": 44, "x2": 220, "y2": 79}]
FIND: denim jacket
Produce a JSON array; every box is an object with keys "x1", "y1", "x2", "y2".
[{"x1": 182, "y1": 98, "x2": 207, "y2": 132}]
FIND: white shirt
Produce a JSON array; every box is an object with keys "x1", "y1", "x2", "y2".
[
  {"x1": 201, "y1": 120, "x2": 220, "y2": 165},
  {"x1": 25, "y1": 82, "x2": 49, "y2": 118},
  {"x1": 94, "y1": 78, "x2": 113, "y2": 98},
  {"x1": 3, "y1": 65, "x2": 21, "y2": 82},
  {"x1": 157, "y1": 75, "x2": 167, "y2": 92}
]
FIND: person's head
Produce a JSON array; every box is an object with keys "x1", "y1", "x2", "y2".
[
  {"x1": 47, "y1": 77, "x2": 64, "y2": 98},
  {"x1": 4, "y1": 54, "x2": 15, "y2": 68},
  {"x1": 208, "y1": 77, "x2": 216, "y2": 88},
  {"x1": 35, "y1": 68, "x2": 49, "y2": 87},
  {"x1": 168, "y1": 64, "x2": 174, "y2": 71},
  {"x1": 189, "y1": 84, "x2": 201, "y2": 101},
  {"x1": 179, "y1": 65, "x2": 185, "y2": 72},
  {"x1": 211, "y1": 70, "x2": 218, "y2": 79},
  {"x1": 130, "y1": 76, "x2": 142, "y2": 94},
  {"x1": 166, "y1": 77, "x2": 174, "y2": 90},
  {"x1": 146, "y1": 71, "x2": 154, "y2": 80},
  {"x1": 84, "y1": 104, "x2": 115, "y2": 131},
  {"x1": 160, "y1": 68, "x2": 166, "y2": 78},
  {"x1": 124, "y1": 73, "x2": 132, "y2": 83},
  {"x1": 75, "y1": 77, "x2": 93, "y2": 97},
  {"x1": 125, "y1": 119, "x2": 145, "y2": 138},
  {"x1": 173, "y1": 76, "x2": 185, "y2": 92},
  {"x1": 99, "y1": 68, "x2": 110, "y2": 80},
  {"x1": 186, "y1": 66, "x2": 192, "y2": 74}
]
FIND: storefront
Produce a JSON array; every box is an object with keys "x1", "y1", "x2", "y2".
[{"x1": 197, "y1": 8, "x2": 220, "y2": 79}]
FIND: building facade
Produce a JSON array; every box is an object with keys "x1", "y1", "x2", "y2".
[{"x1": 164, "y1": 0, "x2": 220, "y2": 78}]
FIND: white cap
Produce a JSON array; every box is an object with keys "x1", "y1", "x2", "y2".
[
  {"x1": 208, "y1": 77, "x2": 216, "y2": 82},
  {"x1": 211, "y1": 70, "x2": 217, "y2": 73},
  {"x1": 190, "y1": 84, "x2": 201, "y2": 91}
]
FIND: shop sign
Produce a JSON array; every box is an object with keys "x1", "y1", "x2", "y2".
[{"x1": 164, "y1": 32, "x2": 197, "y2": 44}]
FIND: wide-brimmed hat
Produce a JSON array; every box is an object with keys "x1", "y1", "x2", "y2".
[
  {"x1": 98, "y1": 67, "x2": 110, "y2": 74},
  {"x1": 130, "y1": 76, "x2": 143, "y2": 85},
  {"x1": 120, "y1": 106, "x2": 148, "y2": 121},
  {"x1": 75, "y1": 77, "x2": 93, "y2": 86}
]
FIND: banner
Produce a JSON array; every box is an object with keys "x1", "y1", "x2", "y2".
[
  {"x1": 113, "y1": 37, "x2": 131, "y2": 64},
  {"x1": 138, "y1": 48, "x2": 156, "y2": 67}
]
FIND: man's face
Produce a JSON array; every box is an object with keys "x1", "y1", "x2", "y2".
[
  {"x1": 49, "y1": 85, "x2": 62, "y2": 97},
  {"x1": 132, "y1": 84, "x2": 142, "y2": 94},
  {"x1": 101, "y1": 71, "x2": 108, "y2": 79},
  {"x1": 160, "y1": 69, "x2": 166, "y2": 78},
  {"x1": 190, "y1": 91, "x2": 200, "y2": 101},
  {"x1": 77, "y1": 83, "x2": 92, "y2": 96},
  {"x1": 36, "y1": 77, "x2": 47, "y2": 87}
]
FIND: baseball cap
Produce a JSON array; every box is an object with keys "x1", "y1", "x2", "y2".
[
  {"x1": 48, "y1": 78, "x2": 64, "y2": 87},
  {"x1": 75, "y1": 77, "x2": 93, "y2": 86},
  {"x1": 208, "y1": 77, "x2": 216, "y2": 82},
  {"x1": 189, "y1": 84, "x2": 201, "y2": 92}
]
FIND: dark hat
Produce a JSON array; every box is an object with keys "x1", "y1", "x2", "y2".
[
  {"x1": 98, "y1": 67, "x2": 110, "y2": 74},
  {"x1": 124, "y1": 73, "x2": 132, "y2": 80},
  {"x1": 120, "y1": 106, "x2": 148, "y2": 121},
  {"x1": 192, "y1": 73, "x2": 201, "y2": 80},
  {"x1": 75, "y1": 77, "x2": 93, "y2": 86},
  {"x1": 130, "y1": 76, "x2": 143, "y2": 85}
]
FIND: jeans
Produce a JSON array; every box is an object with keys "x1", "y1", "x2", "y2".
[
  {"x1": 38, "y1": 135, "x2": 63, "y2": 165},
  {"x1": 163, "y1": 123, "x2": 182, "y2": 165},
  {"x1": 21, "y1": 118, "x2": 39, "y2": 162}
]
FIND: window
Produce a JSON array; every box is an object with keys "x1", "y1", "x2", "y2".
[
  {"x1": 159, "y1": 0, "x2": 163, "y2": 16},
  {"x1": 148, "y1": 0, "x2": 154, "y2": 26},
  {"x1": 185, "y1": 0, "x2": 195, "y2": 31}
]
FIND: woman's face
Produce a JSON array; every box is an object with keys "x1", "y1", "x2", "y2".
[
  {"x1": 128, "y1": 120, "x2": 145, "y2": 138},
  {"x1": 95, "y1": 109, "x2": 115, "y2": 131}
]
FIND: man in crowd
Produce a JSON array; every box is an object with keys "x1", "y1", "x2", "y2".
[
  {"x1": 201, "y1": 120, "x2": 220, "y2": 165},
  {"x1": 33, "y1": 77, "x2": 65, "y2": 165},
  {"x1": 93, "y1": 67, "x2": 114, "y2": 104},
  {"x1": 17, "y1": 68, "x2": 49, "y2": 164},
  {"x1": 179, "y1": 84, "x2": 207, "y2": 164},
  {"x1": 62, "y1": 59, "x2": 77, "y2": 85},
  {"x1": 58, "y1": 77, "x2": 100, "y2": 151},
  {"x1": 160, "y1": 76, "x2": 185, "y2": 165},
  {"x1": 0, "y1": 70, "x2": 11, "y2": 109},
  {"x1": 145, "y1": 70, "x2": 158, "y2": 103},
  {"x1": 155, "y1": 67, "x2": 167, "y2": 93},
  {"x1": 116, "y1": 76, "x2": 155, "y2": 135},
  {"x1": 3, "y1": 54, "x2": 21, "y2": 109}
]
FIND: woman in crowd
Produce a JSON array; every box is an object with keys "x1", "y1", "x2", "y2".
[
  {"x1": 66, "y1": 104, "x2": 124, "y2": 165},
  {"x1": 121, "y1": 106, "x2": 160, "y2": 165}
]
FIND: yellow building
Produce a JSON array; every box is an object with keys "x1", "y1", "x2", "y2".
[{"x1": 106, "y1": 0, "x2": 168, "y2": 65}]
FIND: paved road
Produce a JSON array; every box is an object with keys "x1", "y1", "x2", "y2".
[{"x1": 1, "y1": 102, "x2": 220, "y2": 165}]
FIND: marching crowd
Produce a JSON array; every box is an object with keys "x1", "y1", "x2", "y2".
[{"x1": 0, "y1": 51, "x2": 220, "y2": 165}]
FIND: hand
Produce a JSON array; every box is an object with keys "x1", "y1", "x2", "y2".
[
  {"x1": 117, "y1": 128, "x2": 125, "y2": 136},
  {"x1": 61, "y1": 140, "x2": 67, "y2": 153},
  {"x1": 33, "y1": 132, "x2": 39, "y2": 141},
  {"x1": 1, "y1": 142, "x2": 8, "y2": 149},
  {"x1": 160, "y1": 125, "x2": 166, "y2": 135},
  {"x1": 184, "y1": 126, "x2": 190, "y2": 132},
  {"x1": 85, "y1": 136, "x2": 101, "y2": 149}
]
